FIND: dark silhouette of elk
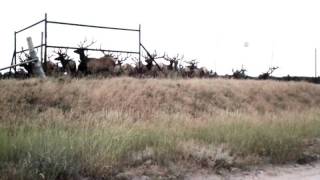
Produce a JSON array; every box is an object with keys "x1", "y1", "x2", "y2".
[
  {"x1": 17, "y1": 48, "x2": 33, "y2": 76},
  {"x1": 74, "y1": 39, "x2": 116, "y2": 75},
  {"x1": 44, "y1": 56, "x2": 60, "y2": 76},
  {"x1": 131, "y1": 57, "x2": 144, "y2": 76},
  {"x1": 11, "y1": 51, "x2": 29, "y2": 79},
  {"x1": 183, "y1": 60, "x2": 209, "y2": 78},
  {"x1": 142, "y1": 50, "x2": 165, "y2": 71},
  {"x1": 18, "y1": 47, "x2": 59, "y2": 76},
  {"x1": 209, "y1": 70, "x2": 218, "y2": 78},
  {"x1": 1, "y1": 72, "x2": 13, "y2": 79},
  {"x1": 185, "y1": 59, "x2": 198, "y2": 71},
  {"x1": 13, "y1": 69, "x2": 29, "y2": 79},
  {"x1": 183, "y1": 59, "x2": 199, "y2": 77},
  {"x1": 258, "y1": 66, "x2": 279, "y2": 80},
  {"x1": 115, "y1": 53, "x2": 131, "y2": 66},
  {"x1": 54, "y1": 48, "x2": 76, "y2": 76},
  {"x1": 134, "y1": 51, "x2": 165, "y2": 77},
  {"x1": 164, "y1": 54, "x2": 184, "y2": 71},
  {"x1": 232, "y1": 67, "x2": 247, "y2": 79},
  {"x1": 197, "y1": 67, "x2": 209, "y2": 78},
  {"x1": 184, "y1": 60, "x2": 209, "y2": 78},
  {"x1": 113, "y1": 53, "x2": 131, "y2": 75}
]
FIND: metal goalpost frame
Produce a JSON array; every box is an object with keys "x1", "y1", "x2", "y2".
[{"x1": 9, "y1": 13, "x2": 141, "y2": 72}]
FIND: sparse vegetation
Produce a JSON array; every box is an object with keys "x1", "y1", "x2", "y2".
[{"x1": 1, "y1": 78, "x2": 320, "y2": 179}]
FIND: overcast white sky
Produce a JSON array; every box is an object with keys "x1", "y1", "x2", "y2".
[{"x1": 1, "y1": 0, "x2": 320, "y2": 76}]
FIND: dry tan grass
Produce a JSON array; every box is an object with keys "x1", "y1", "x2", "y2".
[
  {"x1": 1, "y1": 77, "x2": 320, "y2": 121},
  {"x1": 1, "y1": 77, "x2": 320, "y2": 179}
]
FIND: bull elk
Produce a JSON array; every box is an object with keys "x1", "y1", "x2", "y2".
[
  {"x1": 74, "y1": 39, "x2": 116, "y2": 75},
  {"x1": 18, "y1": 47, "x2": 59, "y2": 77},
  {"x1": 182, "y1": 59, "x2": 209, "y2": 78},
  {"x1": 183, "y1": 59, "x2": 198, "y2": 77},
  {"x1": 232, "y1": 67, "x2": 247, "y2": 79},
  {"x1": 44, "y1": 56, "x2": 60, "y2": 76},
  {"x1": 145, "y1": 51, "x2": 165, "y2": 70},
  {"x1": 258, "y1": 66, "x2": 279, "y2": 80},
  {"x1": 54, "y1": 48, "x2": 77, "y2": 76},
  {"x1": 17, "y1": 48, "x2": 33, "y2": 76},
  {"x1": 113, "y1": 53, "x2": 131, "y2": 75},
  {"x1": 140, "y1": 51, "x2": 165, "y2": 77},
  {"x1": 164, "y1": 54, "x2": 184, "y2": 71}
]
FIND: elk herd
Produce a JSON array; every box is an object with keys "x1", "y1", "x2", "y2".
[
  {"x1": 5, "y1": 40, "x2": 216, "y2": 79},
  {"x1": 1, "y1": 39, "x2": 319, "y2": 84}
]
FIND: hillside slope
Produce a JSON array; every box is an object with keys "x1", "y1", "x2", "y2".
[
  {"x1": 1, "y1": 78, "x2": 320, "y2": 179},
  {"x1": 1, "y1": 77, "x2": 320, "y2": 119}
]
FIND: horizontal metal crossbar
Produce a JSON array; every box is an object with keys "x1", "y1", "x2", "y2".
[
  {"x1": 47, "y1": 45, "x2": 140, "y2": 54},
  {"x1": 16, "y1": 45, "x2": 43, "y2": 54},
  {"x1": 47, "y1": 21, "x2": 140, "y2": 32},
  {"x1": 16, "y1": 19, "x2": 45, "y2": 33},
  {"x1": 0, "y1": 59, "x2": 37, "y2": 71}
]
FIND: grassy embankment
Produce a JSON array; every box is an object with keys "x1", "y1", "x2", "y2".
[{"x1": 1, "y1": 78, "x2": 320, "y2": 179}]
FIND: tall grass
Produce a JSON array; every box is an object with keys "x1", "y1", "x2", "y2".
[{"x1": 1, "y1": 78, "x2": 320, "y2": 179}]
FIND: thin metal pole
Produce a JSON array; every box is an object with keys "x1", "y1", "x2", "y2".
[
  {"x1": 0, "y1": 59, "x2": 37, "y2": 71},
  {"x1": 46, "y1": 45, "x2": 139, "y2": 54},
  {"x1": 15, "y1": 45, "x2": 44, "y2": 54},
  {"x1": 14, "y1": 31, "x2": 17, "y2": 72},
  {"x1": 44, "y1": 13, "x2": 48, "y2": 72},
  {"x1": 139, "y1": 24, "x2": 141, "y2": 70},
  {"x1": 10, "y1": 32, "x2": 16, "y2": 73},
  {"x1": 41, "y1": 32, "x2": 44, "y2": 63},
  {"x1": 9, "y1": 51, "x2": 15, "y2": 74},
  {"x1": 315, "y1": 48, "x2": 317, "y2": 78},
  {"x1": 140, "y1": 43, "x2": 162, "y2": 71},
  {"x1": 16, "y1": 19, "x2": 45, "y2": 33}
]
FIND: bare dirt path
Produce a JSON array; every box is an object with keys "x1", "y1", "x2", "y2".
[{"x1": 186, "y1": 162, "x2": 320, "y2": 180}]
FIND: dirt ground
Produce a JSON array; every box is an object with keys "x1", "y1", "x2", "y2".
[{"x1": 186, "y1": 162, "x2": 320, "y2": 180}]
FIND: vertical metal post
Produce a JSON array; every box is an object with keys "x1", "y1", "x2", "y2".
[
  {"x1": 14, "y1": 31, "x2": 17, "y2": 72},
  {"x1": 315, "y1": 48, "x2": 317, "y2": 78},
  {"x1": 138, "y1": 24, "x2": 141, "y2": 70},
  {"x1": 41, "y1": 32, "x2": 44, "y2": 63},
  {"x1": 44, "y1": 13, "x2": 48, "y2": 72}
]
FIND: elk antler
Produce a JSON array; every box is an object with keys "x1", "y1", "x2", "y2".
[
  {"x1": 143, "y1": 50, "x2": 165, "y2": 60},
  {"x1": 20, "y1": 47, "x2": 31, "y2": 61},
  {"x1": 78, "y1": 38, "x2": 87, "y2": 48},
  {"x1": 101, "y1": 51, "x2": 115, "y2": 57},
  {"x1": 78, "y1": 38, "x2": 96, "y2": 48},
  {"x1": 98, "y1": 44, "x2": 115, "y2": 57},
  {"x1": 18, "y1": 50, "x2": 26, "y2": 63},
  {"x1": 268, "y1": 66, "x2": 279, "y2": 74},
  {"x1": 115, "y1": 54, "x2": 131, "y2": 65},
  {"x1": 117, "y1": 53, "x2": 131, "y2": 62},
  {"x1": 53, "y1": 48, "x2": 69, "y2": 58},
  {"x1": 164, "y1": 54, "x2": 184, "y2": 62},
  {"x1": 53, "y1": 48, "x2": 63, "y2": 55}
]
